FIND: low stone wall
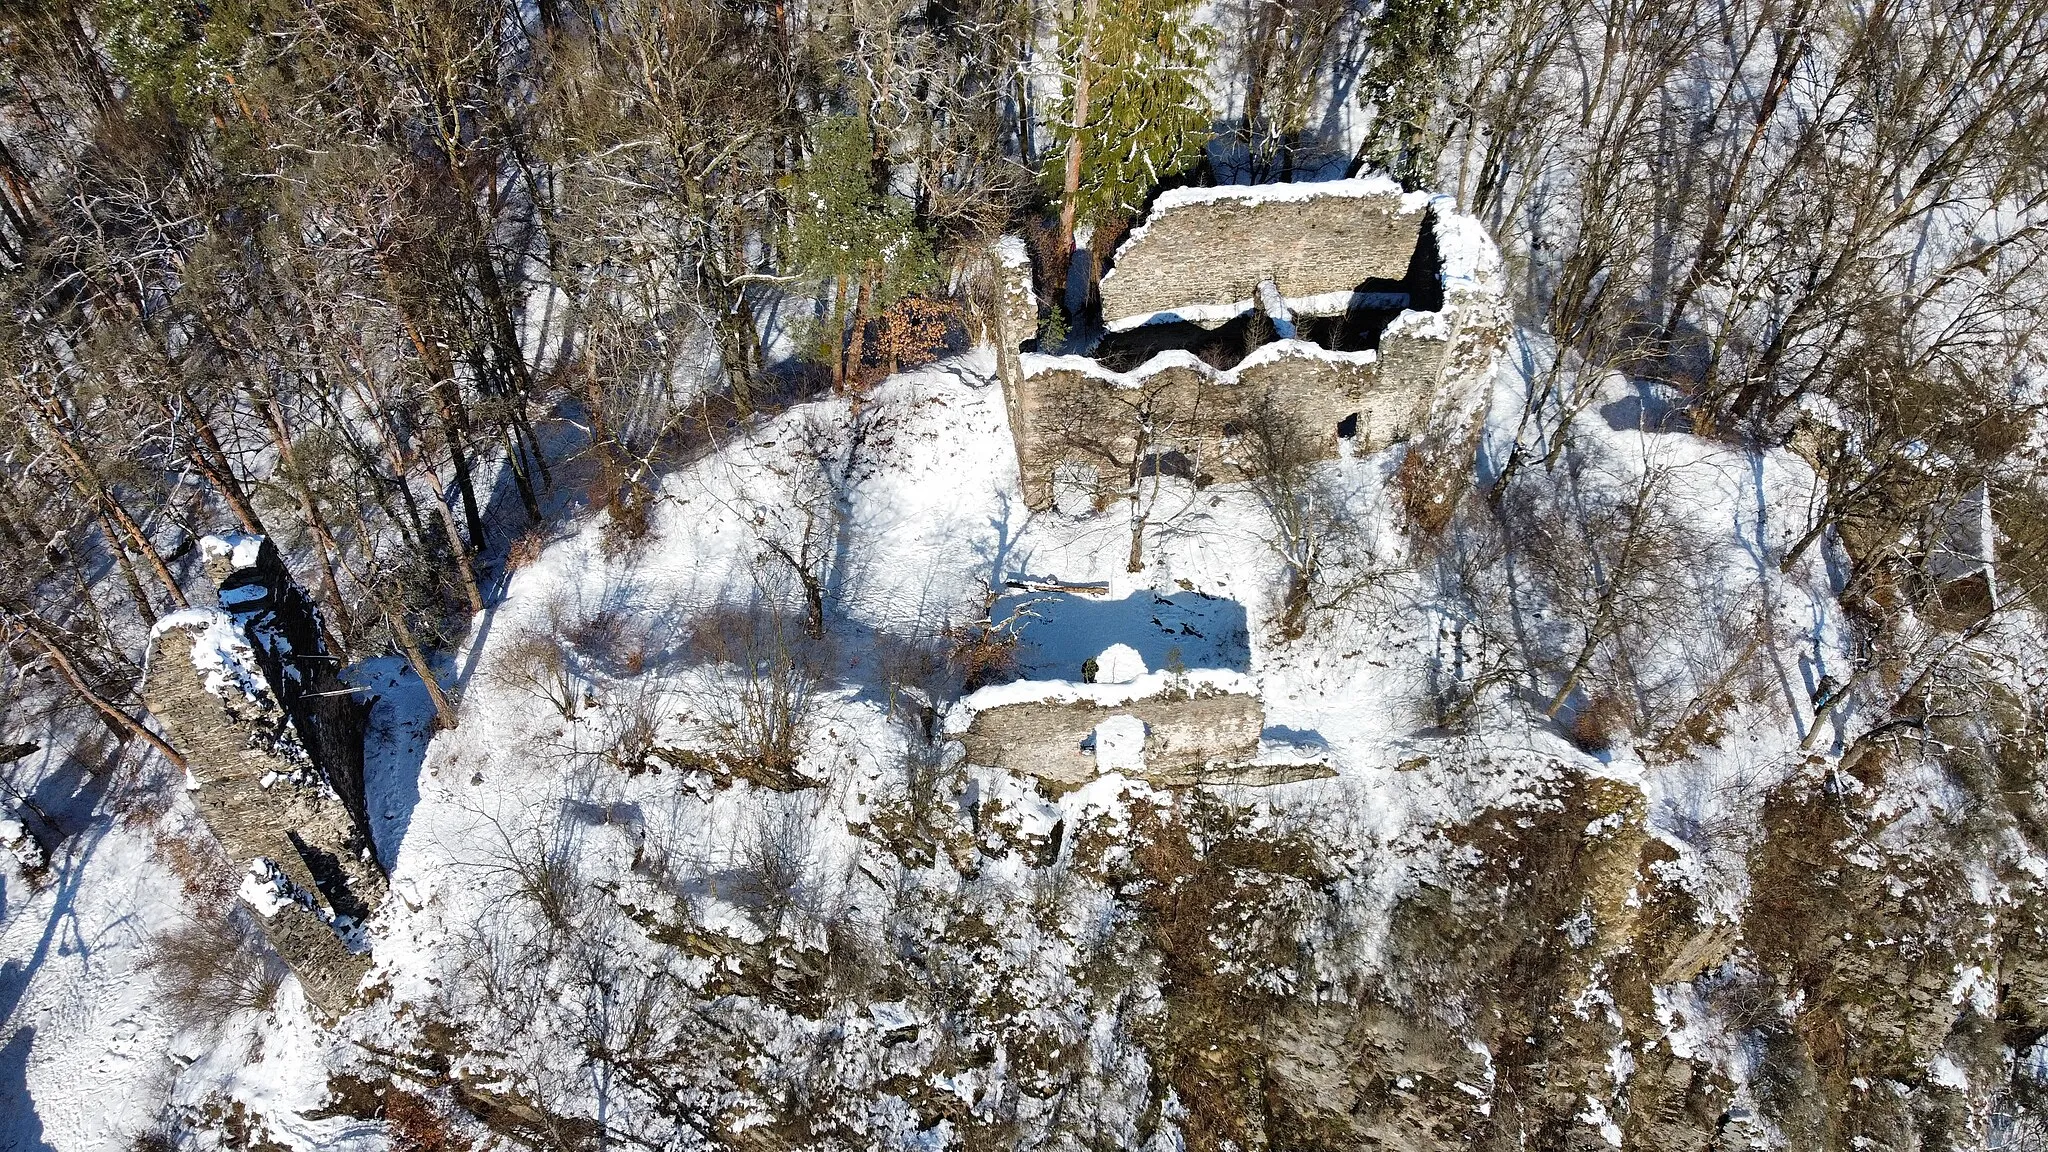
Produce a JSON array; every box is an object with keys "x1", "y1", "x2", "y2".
[
  {"x1": 1098, "y1": 178, "x2": 1432, "y2": 328},
  {"x1": 954, "y1": 674, "x2": 1264, "y2": 788}
]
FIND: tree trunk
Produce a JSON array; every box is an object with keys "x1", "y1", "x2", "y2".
[
  {"x1": 1056, "y1": 0, "x2": 1100, "y2": 263},
  {"x1": 435, "y1": 495, "x2": 488, "y2": 616},
  {"x1": 1545, "y1": 474, "x2": 1659, "y2": 717},
  {"x1": 94, "y1": 503, "x2": 160, "y2": 626},
  {"x1": 843, "y1": 274, "x2": 873, "y2": 389},
  {"x1": 33, "y1": 400, "x2": 189, "y2": 614},
  {"x1": 831, "y1": 274, "x2": 850, "y2": 393},
  {"x1": 18, "y1": 623, "x2": 186, "y2": 771},
  {"x1": 187, "y1": 415, "x2": 266, "y2": 536},
  {"x1": 1278, "y1": 567, "x2": 1310, "y2": 640},
  {"x1": 387, "y1": 607, "x2": 460, "y2": 729},
  {"x1": 253, "y1": 394, "x2": 355, "y2": 651}
]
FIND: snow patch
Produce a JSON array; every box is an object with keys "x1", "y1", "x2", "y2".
[
  {"x1": 149, "y1": 607, "x2": 271, "y2": 705},
  {"x1": 200, "y1": 532, "x2": 267, "y2": 572},
  {"x1": 1092, "y1": 715, "x2": 1148, "y2": 773},
  {"x1": 1093, "y1": 644, "x2": 1147, "y2": 683}
]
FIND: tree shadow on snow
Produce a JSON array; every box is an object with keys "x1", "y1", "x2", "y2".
[
  {"x1": 351, "y1": 656, "x2": 435, "y2": 873},
  {"x1": 0, "y1": 1025, "x2": 55, "y2": 1152}
]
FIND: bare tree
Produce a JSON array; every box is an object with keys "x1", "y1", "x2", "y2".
[
  {"x1": 1241, "y1": 396, "x2": 1333, "y2": 639},
  {"x1": 688, "y1": 602, "x2": 828, "y2": 790}
]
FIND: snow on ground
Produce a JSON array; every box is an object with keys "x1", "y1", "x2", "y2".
[
  {"x1": 338, "y1": 336, "x2": 1853, "y2": 1136},
  {"x1": 1, "y1": 327, "x2": 1866, "y2": 1147},
  {"x1": 0, "y1": 792, "x2": 182, "y2": 1152}
]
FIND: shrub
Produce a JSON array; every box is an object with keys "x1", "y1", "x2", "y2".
[
  {"x1": 600, "y1": 678, "x2": 671, "y2": 776},
  {"x1": 872, "y1": 627, "x2": 956, "y2": 737},
  {"x1": 492, "y1": 629, "x2": 581, "y2": 720},
  {"x1": 588, "y1": 457, "x2": 651, "y2": 548},
  {"x1": 689, "y1": 604, "x2": 826, "y2": 789},
  {"x1": 506, "y1": 528, "x2": 548, "y2": 573},
  {"x1": 142, "y1": 910, "x2": 289, "y2": 1030},
  {"x1": 735, "y1": 803, "x2": 817, "y2": 934},
  {"x1": 126, "y1": 1112, "x2": 186, "y2": 1152},
  {"x1": 149, "y1": 829, "x2": 235, "y2": 908},
  {"x1": 1569, "y1": 692, "x2": 1632, "y2": 753},
  {"x1": 871, "y1": 296, "x2": 959, "y2": 377},
  {"x1": 1393, "y1": 437, "x2": 1465, "y2": 541}
]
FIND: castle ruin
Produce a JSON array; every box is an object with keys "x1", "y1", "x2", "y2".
[
  {"x1": 991, "y1": 176, "x2": 1508, "y2": 511},
  {"x1": 961, "y1": 177, "x2": 1507, "y2": 788},
  {"x1": 143, "y1": 534, "x2": 381, "y2": 1018}
]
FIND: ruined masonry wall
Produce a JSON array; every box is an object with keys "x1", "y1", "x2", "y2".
[
  {"x1": 991, "y1": 236, "x2": 1041, "y2": 497},
  {"x1": 991, "y1": 182, "x2": 1506, "y2": 511},
  {"x1": 957, "y1": 683, "x2": 1263, "y2": 788},
  {"x1": 1098, "y1": 177, "x2": 1432, "y2": 328},
  {"x1": 1012, "y1": 346, "x2": 1415, "y2": 510},
  {"x1": 143, "y1": 538, "x2": 380, "y2": 1018}
]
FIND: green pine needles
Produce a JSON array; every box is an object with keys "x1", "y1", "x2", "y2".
[
  {"x1": 1045, "y1": 0, "x2": 1217, "y2": 228},
  {"x1": 786, "y1": 115, "x2": 940, "y2": 386}
]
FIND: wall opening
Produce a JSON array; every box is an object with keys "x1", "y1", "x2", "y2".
[
  {"x1": 1141, "y1": 449, "x2": 1195, "y2": 479},
  {"x1": 1337, "y1": 413, "x2": 1360, "y2": 439}
]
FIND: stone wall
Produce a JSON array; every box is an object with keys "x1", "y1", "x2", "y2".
[
  {"x1": 991, "y1": 236, "x2": 1041, "y2": 492},
  {"x1": 203, "y1": 534, "x2": 375, "y2": 852},
  {"x1": 143, "y1": 536, "x2": 380, "y2": 1019},
  {"x1": 1010, "y1": 346, "x2": 1397, "y2": 510},
  {"x1": 956, "y1": 677, "x2": 1264, "y2": 788},
  {"x1": 1098, "y1": 178, "x2": 1431, "y2": 328},
  {"x1": 990, "y1": 181, "x2": 1508, "y2": 512}
]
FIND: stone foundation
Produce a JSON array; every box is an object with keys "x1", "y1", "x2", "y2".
[{"x1": 951, "y1": 672, "x2": 1266, "y2": 789}]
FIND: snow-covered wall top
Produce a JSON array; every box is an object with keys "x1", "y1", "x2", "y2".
[
  {"x1": 950, "y1": 668, "x2": 1260, "y2": 727},
  {"x1": 1141, "y1": 173, "x2": 1423, "y2": 212},
  {"x1": 1020, "y1": 339, "x2": 1378, "y2": 389},
  {"x1": 1099, "y1": 176, "x2": 1437, "y2": 329},
  {"x1": 147, "y1": 607, "x2": 276, "y2": 712}
]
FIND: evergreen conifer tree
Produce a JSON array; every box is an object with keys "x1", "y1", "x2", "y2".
[
  {"x1": 1352, "y1": 0, "x2": 1497, "y2": 187},
  {"x1": 787, "y1": 116, "x2": 939, "y2": 390},
  {"x1": 1044, "y1": 0, "x2": 1215, "y2": 266}
]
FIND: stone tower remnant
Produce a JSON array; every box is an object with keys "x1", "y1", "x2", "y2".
[{"x1": 143, "y1": 534, "x2": 380, "y2": 1018}]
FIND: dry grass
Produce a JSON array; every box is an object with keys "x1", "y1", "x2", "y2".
[
  {"x1": 1393, "y1": 437, "x2": 1465, "y2": 541},
  {"x1": 142, "y1": 910, "x2": 289, "y2": 1030},
  {"x1": 491, "y1": 629, "x2": 582, "y2": 720},
  {"x1": 385, "y1": 1086, "x2": 474, "y2": 1152},
  {"x1": 150, "y1": 829, "x2": 236, "y2": 908},
  {"x1": 506, "y1": 528, "x2": 549, "y2": 573},
  {"x1": 1569, "y1": 692, "x2": 1632, "y2": 752}
]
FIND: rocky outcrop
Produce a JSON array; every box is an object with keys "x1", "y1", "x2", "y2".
[{"x1": 143, "y1": 534, "x2": 380, "y2": 1019}]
